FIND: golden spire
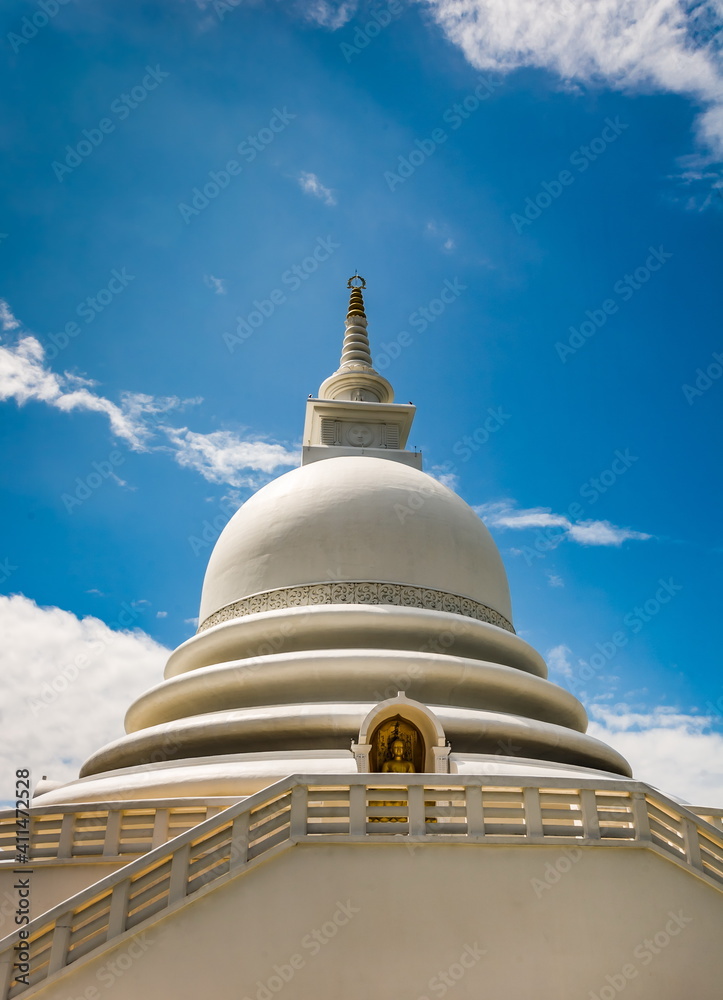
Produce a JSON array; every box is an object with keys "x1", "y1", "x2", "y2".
[{"x1": 346, "y1": 274, "x2": 367, "y2": 320}]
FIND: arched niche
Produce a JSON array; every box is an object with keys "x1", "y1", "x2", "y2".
[{"x1": 352, "y1": 693, "x2": 450, "y2": 773}]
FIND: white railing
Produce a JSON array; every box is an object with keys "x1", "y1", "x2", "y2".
[
  {"x1": 0, "y1": 800, "x2": 233, "y2": 865},
  {"x1": 1, "y1": 774, "x2": 722, "y2": 999},
  {"x1": 689, "y1": 806, "x2": 723, "y2": 832}
]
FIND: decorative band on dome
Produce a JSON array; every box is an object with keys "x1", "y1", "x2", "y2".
[{"x1": 197, "y1": 581, "x2": 515, "y2": 633}]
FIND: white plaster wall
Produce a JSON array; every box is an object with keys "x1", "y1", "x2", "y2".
[
  {"x1": 0, "y1": 862, "x2": 126, "y2": 929},
  {"x1": 30, "y1": 842, "x2": 723, "y2": 1000}
]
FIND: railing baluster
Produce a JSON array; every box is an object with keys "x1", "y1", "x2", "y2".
[
  {"x1": 168, "y1": 843, "x2": 191, "y2": 904},
  {"x1": 408, "y1": 785, "x2": 426, "y2": 836},
  {"x1": 151, "y1": 809, "x2": 170, "y2": 849},
  {"x1": 290, "y1": 786, "x2": 307, "y2": 839},
  {"x1": 229, "y1": 814, "x2": 250, "y2": 871},
  {"x1": 1, "y1": 956, "x2": 14, "y2": 999},
  {"x1": 107, "y1": 880, "x2": 131, "y2": 939},
  {"x1": 632, "y1": 791, "x2": 651, "y2": 843},
  {"x1": 523, "y1": 787, "x2": 543, "y2": 839},
  {"x1": 103, "y1": 810, "x2": 122, "y2": 857},
  {"x1": 465, "y1": 785, "x2": 485, "y2": 836},
  {"x1": 580, "y1": 789, "x2": 600, "y2": 840},
  {"x1": 57, "y1": 813, "x2": 75, "y2": 859},
  {"x1": 349, "y1": 784, "x2": 367, "y2": 835},
  {"x1": 47, "y1": 914, "x2": 73, "y2": 975},
  {"x1": 683, "y1": 818, "x2": 702, "y2": 870}
]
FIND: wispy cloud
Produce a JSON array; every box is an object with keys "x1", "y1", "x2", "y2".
[
  {"x1": 426, "y1": 220, "x2": 456, "y2": 253},
  {"x1": 547, "y1": 643, "x2": 574, "y2": 677},
  {"x1": 547, "y1": 572, "x2": 565, "y2": 588},
  {"x1": 422, "y1": 0, "x2": 723, "y2": 157},
  {"x1": 163, "y1": 426, "x2": 299, "y2": 488},
  {"x1": 0, "y1": 299, "x2": 298, "y2": 488},
  {"x1": 0, "y1": 328, "x2": 166, "y2": 450},
  {"x1": 427, "y1": 464, "x2": 460, "y2": 491},
  {"x1": 476, "y1": 499, "x2": 652, "y2": 547},
  {"x1": 299, "y1": 0, "x2": 358, "y2": 29},
  {"x1": 298, "y1": 171, "x2": 337, "y2": 206},
  {"x1": 204, "y1": 274, "x2": 227, "y2": 295},
  {"x1": 0, "y1": 300, "x2": 20, "y2": 331}
]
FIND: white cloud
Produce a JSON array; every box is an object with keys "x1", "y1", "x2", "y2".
[
  {"x1": 204, "y1": 274, "x2": 227, "y2": 295},
  {"x1": 547, "y1": 643, "x2": 573, "y2": 677},
  {"x1": 427, "y1": 464, "x2": 460, "y2": 490},
  {"x1": 0, "y1": 300, "x2": 20, "y2": 332},
  {"x1": 476, "y1": 498, "x2": 652, "y2": 546},
  {"x1": 298, "y1": 171, "x2": 337, "y2": 206},
  {"x1": 0, "y1": 595, "x2": 168, "y2": 794},
  {"x1": 163, "y1": 426, "x2": 300, "y2": 487},
  {"x1": 0, "y1": 303, "x2": 298, "y2": 488},
  {"x1": 299, "y1": 0, "x2": 358, "y2": 29},
  {"x1": 547, "y1": 572, "x2": 564, "y2": 587},
  {"x1": 421, "y1": 0, "x2": 723, "y2": 155},
  {"x1": 156, "y1": 610, "x2": 168, "y2": 618},
  {"x1": 589, "y1": 703, "x2": 723, "y2": 806},
  {"x1": 0, "y1": 332, "x2": 169, "y2": 450},
  {"x1": 425, "y1": 220, "x2": 456, "y2": 252}
]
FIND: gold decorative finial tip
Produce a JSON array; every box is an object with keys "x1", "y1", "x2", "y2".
[{"x1": 347, "y1": 274, "x2": 366, "y2": 289}]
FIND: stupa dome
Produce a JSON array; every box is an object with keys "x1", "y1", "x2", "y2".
[
  {"x1": 199, "y1": 455, "x2": 514, "y2": 631},
  {"x1": 32, "y1": 277, "x2": 633, "y2": 805}
]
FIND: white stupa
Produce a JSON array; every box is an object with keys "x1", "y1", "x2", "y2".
[{"x1": 1, "y1": 278, "x2": 721, "y2": 1000}]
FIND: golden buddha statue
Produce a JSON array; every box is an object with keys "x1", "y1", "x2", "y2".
[
  {"x1": 368, "y1": 738, "x2": 416, "y2": 822},
  {"x1": 381, "y1": 738, "x2": 416, "y2": 774}
]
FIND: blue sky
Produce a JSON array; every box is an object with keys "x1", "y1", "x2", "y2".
[{"x1": 1, "y1": 0, "x2": 722, "y2": 804}]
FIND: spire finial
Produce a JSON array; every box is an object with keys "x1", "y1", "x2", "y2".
[
  {"x1": 316, "y1": 275, "x2": 394, "y2": 403},
  {"x1": 346, "y1": 274, "x2": 367, "y2": 322}
]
